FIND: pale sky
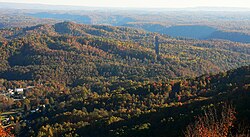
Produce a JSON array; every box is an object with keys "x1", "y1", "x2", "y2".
[{"x1": 0, "y1": 0, "x2": 250, "y2": 8}]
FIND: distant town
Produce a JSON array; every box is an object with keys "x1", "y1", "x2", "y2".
[{"x1": 0, "y1": 85, "x2": 47, "y2": 132}]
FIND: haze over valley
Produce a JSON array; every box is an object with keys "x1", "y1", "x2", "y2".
[{"x1": 0, "y1": 1, "x2": 249, "y2": 137}]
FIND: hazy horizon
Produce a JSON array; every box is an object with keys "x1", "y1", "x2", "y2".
[{"x1": 0, "y1": 0, "x2": 250, "y2": 8}]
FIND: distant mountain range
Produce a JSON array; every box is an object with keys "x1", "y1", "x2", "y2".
[
  {"x1": 1, "y1": 2, "x2": 250, "y2": 43},
  {"x1": 1, "y1": 2, "x2": 250, "y2": 11}
]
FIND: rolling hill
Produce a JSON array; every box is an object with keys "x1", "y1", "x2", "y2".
[
  {"x1": 0, "y1": 22, "x2": 249, "y2": 137},
  {"x1": 19, "y1": 63, "x2": 250, "y2": 137},
  {"x1": 0, "y1": 22, "x2": 249, "y2": 87}
]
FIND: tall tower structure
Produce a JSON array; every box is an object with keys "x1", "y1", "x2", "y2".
[{"x1": 154, "y1": 36, "x2": 159, "y2": 56}]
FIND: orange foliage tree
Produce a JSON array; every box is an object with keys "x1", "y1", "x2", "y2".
[
  {"x1": 184, "y1": 103, "x2": 236, "y2": 137},
  {"x1": 0, "y1": 126, "x2": 14, "y2": 137}
]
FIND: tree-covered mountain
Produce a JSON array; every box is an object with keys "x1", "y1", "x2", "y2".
[
  {"x1": 124, "y1": 23, "x2": 250, "y2": 43},
  {"x1": 1, "y1": 63, "x2": 249, "y2": 137},
  {"x1": 0, "y1": 22, "x2": 249, "y2": 86},
  {"x1": 0, "y1": 22, "x2": 249, "y2": 137},
  {"x1": 2, "y1": 8, "x2": 250, "y2": 43}
]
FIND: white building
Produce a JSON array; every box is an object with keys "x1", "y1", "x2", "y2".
[{"x1": 15, "y1": 88, "x2": 24, "y2": 94}]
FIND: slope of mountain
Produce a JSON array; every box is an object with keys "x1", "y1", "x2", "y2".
[
  {"x1": 206, "y1": 30, "x2": 250, "y2": 43},
  {"x1": 0, "y1": 3, "x2": 250, "y2": 136},
  {"x1": 0, "y1": 22, "x2": 249, "y2": 86},
  {"x1": 0, "y1": 10, "x2": 58, "y2": 29},
  {"x1": 0, "y1": 21, "x2": 249, "y2": 137},
  {"x1": 1, "y1": 6, "x2": 250, "y2": 44},
  {"x1": 124, "y1": 23, "x2": 250, "y2": 43},
  {"x1": 28, "y1": 12, "x2": 250, "y2": 43},
  {"x1": 17, "y1": 65, "x2": 250, "y2": 137}
]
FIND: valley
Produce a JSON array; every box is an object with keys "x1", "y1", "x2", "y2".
[{"x1": 0, "y1": 2, "x2": 250, "y2": 137}]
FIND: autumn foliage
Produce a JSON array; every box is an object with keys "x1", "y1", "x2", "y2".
[
  {"x1": 0, "y1": 126, "x2": 14, "y2": 137},
  {"x1": 185, "y1": 104, "x2": 236, "y2": 137}
]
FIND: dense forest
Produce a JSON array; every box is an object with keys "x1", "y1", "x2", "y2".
[
  {"x1": 0, "y1": 21, "x2": 249, "y2": 137},
  {"x1": 0, "y1": 63, "x2": 249, "y2": 136},
  {"x1": 0, "y1": 22, "x2": 249, "y2": 85}
]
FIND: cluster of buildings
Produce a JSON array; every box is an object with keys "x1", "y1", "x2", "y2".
[
  {"x1": 0, "y1": 86, "x2": 35, "y2": 129},
  {"x1": 0, "y1": 86, "x2": 35, "y2": 101}
]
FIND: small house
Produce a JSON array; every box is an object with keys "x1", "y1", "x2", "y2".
[{"x1": 15, "y1": 88, "x2": 24, "y2": 94}]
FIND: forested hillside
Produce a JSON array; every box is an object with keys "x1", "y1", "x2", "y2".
[
  {"x1": 0, "y1": 22, "x2": 250, "y2": 136},
  {"x1": 0, "y1": 63, "x2": 249, "y2": 137},
  {"x1": 32, "y1": 65, "x2": 248, "y2": 137},
  {"x1": 0, "y1": 22, "x2": 249, "y2": 86},
  {"x1": 2, "y1": 8, "x2": 250, "y2": 43},
  {"x1": 124, "y1": 23, "x2": 250, "y2": 43},
  {"x1": 1, "y1": 1, "x2": 250, "y2": 137}
]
